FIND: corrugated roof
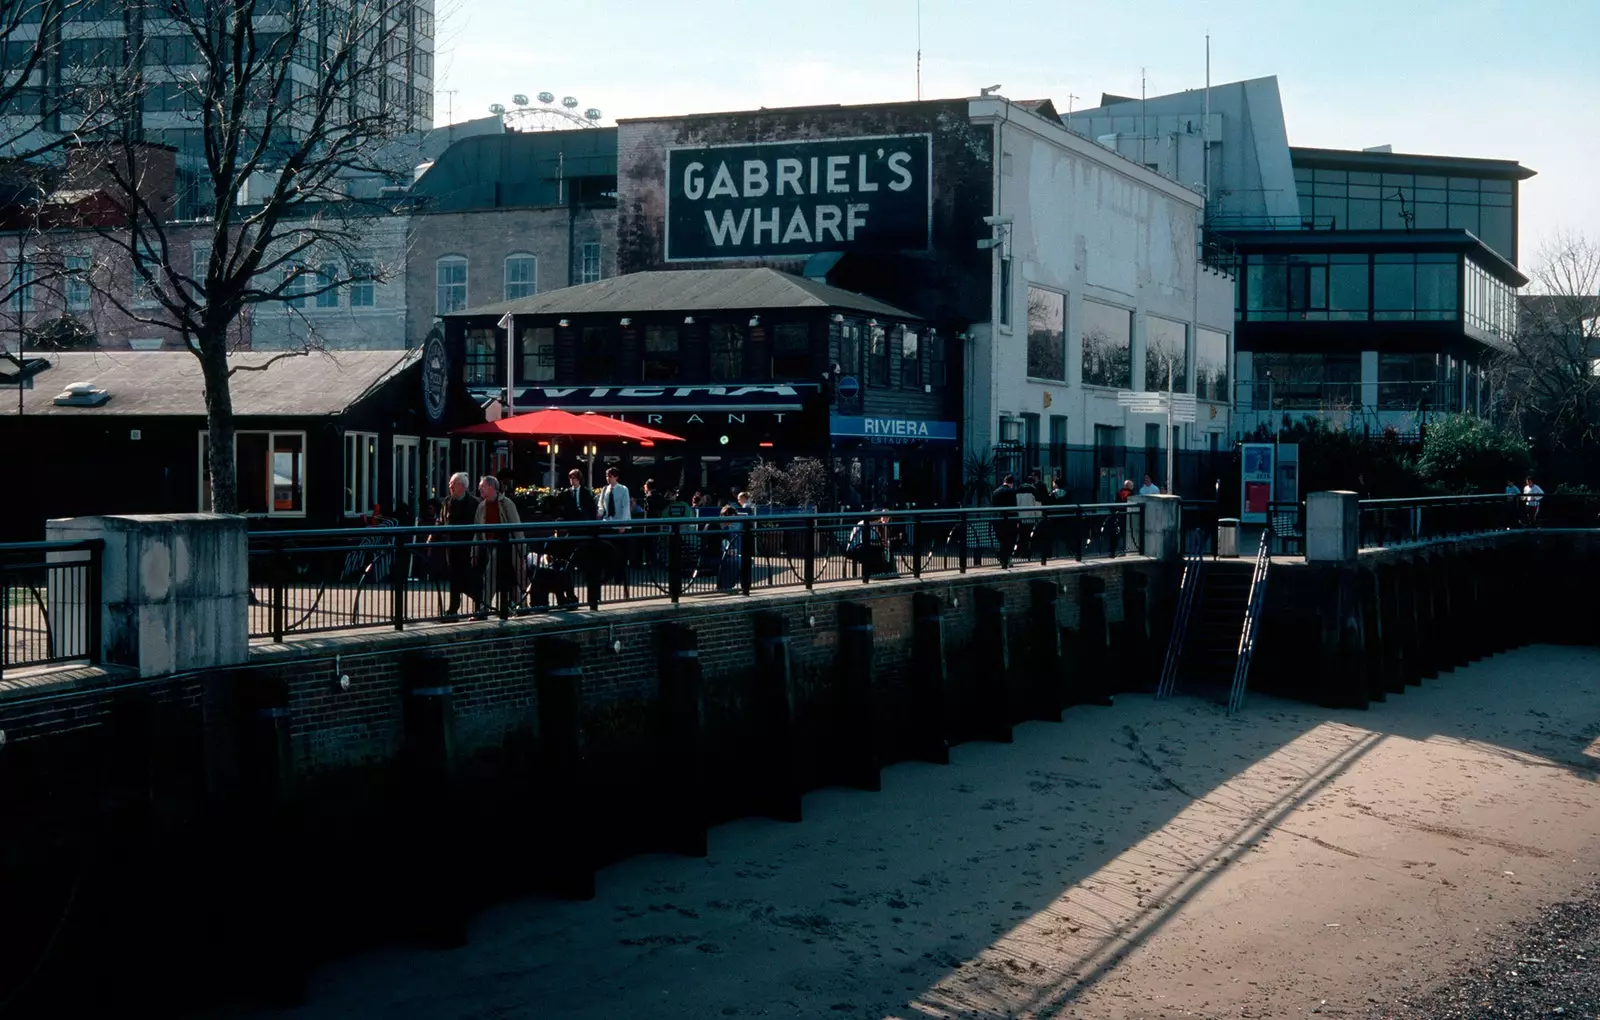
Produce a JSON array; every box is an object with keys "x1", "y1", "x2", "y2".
[
  {"x1": 448, "y1": 268, "x2": 921, "y2": 321},
  {"x1": 1, "y1": 350, "x2": 416, "y2": 417}
]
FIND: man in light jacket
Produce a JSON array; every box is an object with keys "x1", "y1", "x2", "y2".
[{"x1": 599, "y1": 467, "x2": 632, "y2": 523}]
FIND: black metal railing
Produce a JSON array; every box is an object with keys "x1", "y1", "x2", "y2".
[
  {"x1": 246, "y1": 503, "x2": 1145, "y2": 641},
  {"x1": 1228, "y1": 520, "x2": 1273, "y2": 716},
  {"x1": 1358, "y1": 493, "x2": 1600, "y2": 549},
  {"x1": 1, "y1": 540, "x2": 103, "y2": 672}
]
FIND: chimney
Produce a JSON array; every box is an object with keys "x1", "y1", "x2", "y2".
[{"x1": 65, "y1": 141, "x2": 179, "y2": 221}]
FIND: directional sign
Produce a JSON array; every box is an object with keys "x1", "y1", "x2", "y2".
[{"x1": 1116, "y1": 390, "x2": 1197, "y2": 423}]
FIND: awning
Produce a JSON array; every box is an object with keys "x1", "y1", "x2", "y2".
[{"x1": 470, "y1": 382, "x2": 821, "y2": 413}]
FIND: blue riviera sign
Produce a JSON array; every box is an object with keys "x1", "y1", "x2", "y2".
[
  {"x1": 830, "y1": 414, "x2": 957, "y2": 445},
  {"x1": 665, "y1": 134, "x2": 933, "y2": 262}
]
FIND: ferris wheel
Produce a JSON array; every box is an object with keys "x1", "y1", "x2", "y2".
[{"x1": 490, "y1": 92, "x2": 604, "y2": 131}]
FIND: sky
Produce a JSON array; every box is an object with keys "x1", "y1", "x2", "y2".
[{"x1": 433, "y1": 0, "x2": 1599, "y2": 270}]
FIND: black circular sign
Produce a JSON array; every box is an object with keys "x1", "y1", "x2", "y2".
[
  {"x1": 837, "y1": 375, "x2": 861, "y2": 399},
  {"x1": 422, "y1": 334, "x2": 448, "y2": 422}
]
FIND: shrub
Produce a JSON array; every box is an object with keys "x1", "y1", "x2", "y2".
[{"x1": 1415, "y1": 414, "x2": 1532, "y2": 494}]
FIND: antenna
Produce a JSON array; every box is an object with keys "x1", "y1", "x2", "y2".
[
  {"x1": 442, "y1": 88, "x2": 458, "y2": 141},
  {"x1": 915, "y1": 0, "x2": 922, "y2": 101},
  {"x1": 1140, "y1": 68, "x2": 1147, "y2": 167},
  {"x1": 1203, "y1": 35, "x2": 1211, "y2": 203},
  {"x1": 1066, "y1": 92, "x2": 1079, "y2": 133}
]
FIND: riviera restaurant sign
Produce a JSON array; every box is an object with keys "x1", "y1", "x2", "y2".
[
  {"x1": 830, "y1": 414, "x2": 957, "y2": 445},
  {"x1": 665, "y1": 134, "x2": 932, "y2": 262}
]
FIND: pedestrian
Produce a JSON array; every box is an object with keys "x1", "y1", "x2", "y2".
[
  {"x1": 436, "y1": 472, "x2": 480, "y2": 619},
  {"x1": 1138, "y1": 474, "x2": 1161, "y2": 497},
  {"x1": 473, "y1": 474, "x2": 525, "y2": 618},
  {"x1": 561, "y1": 469, "x2": 592, "y2": 521},
  {"x1": 642, "y1": 478, "x2": 668, "y2": 518},
  {"x1": 1116, "y1": 478, "x2": 1135, "y2": 502},
  {"x1": 990, "y1": 473, "x2": 1019, "y2": 568},
  {"x1": 1522, "y1": 475, "x2": 1544, "y2": 526}
]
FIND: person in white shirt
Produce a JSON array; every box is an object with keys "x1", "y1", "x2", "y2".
[
  {"x1": 599, "y1": 467, "x2": 632, "y2": 523},
  {"x1": 1522, "y1": 476, "x2": 1544, "y2": 525},
  {"x1": 1138, "y1": 474, "x2": 1162, "y2": 497}
]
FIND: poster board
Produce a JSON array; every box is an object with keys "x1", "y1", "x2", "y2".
[{"x1": 1240, "y1": 443, "x2": 1275, "y2": 524}]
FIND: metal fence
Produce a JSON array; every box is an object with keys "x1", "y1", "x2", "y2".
[
  {"x1": 1358, "y1": 493, "x2": 1600, "y2": 549},
  {"x1": 247, "y1": 503, "x2": 1144, "y2": 641},
  {"x1": 1, "y1": 540, "x2": 102, "y2": 672}
]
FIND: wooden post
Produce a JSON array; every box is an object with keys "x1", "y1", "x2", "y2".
[
  {"x1": 973, "y1": 587, "x2": 1014, "y2": 743},
  {"x1": 1027, "y1": 580, "x2": 1065, "y2": 721},
  {"x1": 754, "y1": 612, "x2": 803, "y2": 821},
  {"x1": 910, "y1": 592, "x2": 950, "y2": 765},
  {"x1": 536, "y1": 638, "x2": 594, "y2": 900},
  {"x1": 656, "y1": 623, "x2": 708, "y2": 857},
  {"x1": 837, "y1": 602, "x2": 880, "y2": 792},
  {"x1": 400, "y1": 652, "x2": 466, "y2": 946}
]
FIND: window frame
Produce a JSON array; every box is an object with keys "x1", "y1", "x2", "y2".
[
  {"x1": 643, "y1": 323, "x2": 681, "y2": 383},
  {"x1": 520, "y1": 325, "x2": 556, "y2": 384},
  {"x1": 1025, "y1": 285, "x2": 1067, "y2": 383},
  {"x1": 1143, "y1": 315, "x2": 1190, "y2": 394},
  {"x1": 579, "y1": 242, "x2": 602, "y2": 285},
  {"x1": 504, "y1": 252, "x2": 537, "y2": 301},
  {"x1": 199, "y1": 430, "x2": 308, "y2": 518},
  {"x1": 64, "y1": 252, "x2": 91, "y2": 311},
  {"x1": 315, "y1": 263, "x2": 340, "y2": 308},
  {"x1": 435, "y1": 254, "x2": 467, "y2": 315},
  {"x1": 1079, "y1": 298, "x2": 1134, "y2": 390},
  {"x1": 343, "y1": 430, "x2": 380, "y2": 517}
]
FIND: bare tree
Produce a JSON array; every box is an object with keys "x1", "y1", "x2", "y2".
[
  {"x1": 1498, "y1": 233, "x2": 1600, "y2": 454},
  {"x1": 77, "y1": 0, "x2": 426, "y2": 512}
]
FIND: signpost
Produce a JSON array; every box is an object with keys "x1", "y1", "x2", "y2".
[{"x1": 1117, "y1": 379, "x2": 1196, "y2": 494}]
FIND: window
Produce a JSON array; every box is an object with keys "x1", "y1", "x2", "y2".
[
  {"x1": 1144, "y1": 317, "x2": 1189, "y2": 393},
  {"x1": 868, "y1": 322, "x2": 889, "y2": 386},
  {"x1": 928, "y1": 330, "x2": 947, "y2": 388},
  {"x1": 1465, "y1": 259, "x2": 1515, "y2": 339},
  {"x1": 127, "y1": 338, "x2": 164, "y2": 351},
  {"x1": 1253, "y1": 352, "x2": 1360, "y2": 410},
  {"x1": 1328, "y1": 254, "x2": 1369, "y2": 320},
  {"x1": 579, "y1": 243, "x2": 602, "y2": 284},
  {"x1": 425, "y1": 438, "x2": 450, "y2": 501},
  {"x1": 348, "y1": 261, "x2": 375, "y2": 307},
  {"x1": 640, "y1": 324, "x2": 679, "y2": 382},
  {"x1": 899, "y1": 328, "x2": 920, "y2": 388},
  {"x1": 1047, "y1": 415, "x2": 1069, "y2": 479},
  {"x1": 773, "y1": 323, "x2": 810, "y2": 381},
  {"x1": 462, "y1": 440, "x2": 485, "y2": 485},
  {"x1": 392, "y1": 436, "x2": 420, "y2": 519},
  {"x1": 436, "y1": 255, "x2": 467, "y2": 314},
  {"x1": 1194, "y1": 327, "x2": 1229, "y2": 403},
  {"x1": 65, "y1": 254, "x2": 91, "y2": 311},
  {"x1": 520, "y1": 326, "x2": 555, "y2": 383},
  {"x1": 1080, "y1": 300, "x2": 1132, "y2": 389},
  {"x1": 504, "y1": 253, "x2": 536, "y2": 300},
  {"x1": 1415, "y1": 254, "x2": 1459, "y2": 320},
  {"x1": 839, "y1": 320, "x2": 863, "y2": 379},
  {"x1": 1292, "y1": 163, "x2": 1519, "y2": 263},
  {"x1": 131, "y1": 245, "x2": 160, "y2": 306},
  {"x1": 8, "y1": 257, "x2": 33, "y2": 311},
  {"x1": 709, "y1": 323, "x2": 742, "y2": 382},
  {"x1": 315, "y1": 264, "x2": 339, "y2": 308},
  {"x1": 1026, "y1": 287, "x2": 1066, "y2": 381},
  {"x1": 998, "y1": 256, "x2": 1013, "y2": 328},
  {"x1": 463, "y1": 328, "x2": 497, "y2": 386},
  {"x1": 283, "y1": 265, "x2": 308, "y2": 308},
  {"x1": 342, "y1": 432, "x2": 379, "y2": 516},
  {"x1": 190, "y1": 243, "x2": 210, "y2": 297},
  {"x1": 581, "y1": 325, "x2": 613, "y2": 382},
  {"x1": 200, "y1": 431, "x2": 306, "y2": 516},
  {"x1": 1378, "y1": 353, "x2": 1441, "y2": 410}
]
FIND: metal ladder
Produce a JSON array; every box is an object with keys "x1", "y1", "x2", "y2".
[{"x1": 1226, "y1": 523, "x2": 1273, "y2": 715}]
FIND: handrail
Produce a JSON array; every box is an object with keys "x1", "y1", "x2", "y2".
[
  {"x1": 1227, "y1": 521, "x2": 1273, "y2": 715},
  {"x1": 1156, "y1": 528, "x2": 1207, "y2": 700}
]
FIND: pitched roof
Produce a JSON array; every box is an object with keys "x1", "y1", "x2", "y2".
[
  {"x1": 446, "y1": 267, "x2": 921, "y2": 321},
  {"x1": 1, "y1": 350, "x2": 416, "y2": 417}
]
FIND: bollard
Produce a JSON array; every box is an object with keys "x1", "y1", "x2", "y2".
[
  {"x1": 973, "y1": 587, "x2": 1015, "y2": 743},
  {"x1": 1027, "y1": 581, "x2": 1066, "y2": 721},
  {"x1": 535, "y1": 638, "x2": 595, "y2": 900},
  {"x1": 400, "y1": 652, "x2": 466, "y2": 947},
  {"x1": 837, "y1": 602, "x2": 880, "y2": 792},
  {"x1": 1073, "y1": 575, "x2": 1114, "y2": 706},
  {"x1": 909, "y1": 593, "x2": 951, "y2": 765},
  {"x1": 1357, "y1": 567, "x2": 1386, "y2": 704},
  {"x1": 753, "y1": 612, "x2": 802, "y2": 822},
  {"x1": 1117, "y1": 572, "x2": 1155, "y2": 694},
  {"x1": 656, "y1": 623, "x2": 708, "y2": 857}
]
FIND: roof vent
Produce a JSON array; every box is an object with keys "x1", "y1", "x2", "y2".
[{"x1": 54, "y1": 381, "x2": 110, "y2": 407}]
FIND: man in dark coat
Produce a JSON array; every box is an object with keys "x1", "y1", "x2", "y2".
[
  {"x1": 439, "y1": 471, "x2": 480, "y2": 617},
  {"x1": 991, "y1": 474, "x2": 1019, "y2": 568}
]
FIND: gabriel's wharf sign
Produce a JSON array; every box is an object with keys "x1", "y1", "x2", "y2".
[{"x1": 665, "y1": 134, "x2": 932, "y2": 262}]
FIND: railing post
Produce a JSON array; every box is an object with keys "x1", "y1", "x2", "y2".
[
  {"x1": 958, "y1": 512, "x2": 968, "y2": 573},
  {"x1": 911, "y1": 516, "x2": 924, "y2": 579},
  {"x1": 392, "y1": 530, "x2": 406, "y2": 630},
  {"x1": 740, "y1": 518, "x2": 754, "y2": 596},
  {"x1": 1038, "y1": 511, "x2": 1049, "y2": 566},
  {"x1": 271, "y1": 536, "x2": 286, "y2": 643},
  {"x1": 1075, "y1": 507, "x2": 1084, "y2": 562},
  {"x1": 86, "y1": 539, "x2": 103, "y2": 663},
  {"x1": 667, "y1": 521, "x2": 683, "y2": 604},
  {"x1": 803, "y1": 514, "x2": 816, "y2": 590}
]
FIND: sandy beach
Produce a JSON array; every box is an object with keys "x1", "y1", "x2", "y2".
[{"x1": 225, "y1": 643, "x2": 1600, "y2": 1020}]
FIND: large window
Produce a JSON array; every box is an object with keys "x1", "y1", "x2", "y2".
[
  {"x1": 520, "y1": 326, "x2": 555, "y2": 383},
  {"x1": 899, "y1": 328, "x2": 920, "y2": 388},
  {"x1": 7, "y1": 256, "x2": 32, "y2": 311},
  {"x1": 839, "y1": 320, "x2": 863, "y2": 379},
  {"x1": 868, "y1": 322, "x2": 889, "y2": 386},
  {"x1": 579, "y1": 243, "x2": 602, "y2": 285},
  {"x1": 504, "y1": 253, "x2": 537, "y2": 300},
  {"x1": 1026, "y1": 287, "x2": 1066, "y2": 381},
  {"x1": 1242, "y1": 252, "x2": 1457, "y2": 322},
  {"x1": 1194, "y1": 327, "x2": 1229, "y2": 403},
  {"x1": 928, "y1": 330, "x2": 947, "y2": 388},
  {"x1": 1080, "y1": 300, "x2": 1132, "y2": 389},
  {"x1": 436, "y1": 255, "x2": 467, "y2": 314},
  {"x1": 773, "y1": 323, "x2": 810, "y2": 381},
  {"x1": 315, "y1": 264, "x2": 339, "y2": 308},
  {"x1": 1145, "y1": 316, "x2": 1189, "y2": 393},
  {"x1": 343, "y1": 431, "x2": 379, "y2": 516},
  {"x1": 463, "y1": 328, "x2": 497, "y2": 386},
  {"x1": 348, "y1": 261, "x2": 375, "y2": 308},
  {"x1": 65, "y1": 254, "x2": 90, "y2": 311},
  {"x1": 1294, "y1": 165, "x2": 1517, "y2": 263},
  {"x1": 200, "y1": 431, "x2": 305, "y2": 516},
  {"x1": 283, "y1": 265, "x2": 308, "y2": 309},
  {"x1": 643, "y1": 324, "x2": 680, "y2": 382},
  {"x1": 709, "y1": 323, "x2": 742, "y2": 382},
  {"x1": 1465, "y1": 259, "x2": 1516, "y2": 339},
  {"x1": 1378, "y1": 353, "x2": 1441, "y2": 410},
  {"x1": 1375, "y1": 253, "x2": 1458, "y2": 321},
  {"x1": 581, "y1": 325, "x2": 612, "y2": 382},
  {"x1": 425, "y1": 438, "x2": 450, "y2": 502},
  {"x1": 1253, "y1": 352, "x2": 1360, "y2": 410}
]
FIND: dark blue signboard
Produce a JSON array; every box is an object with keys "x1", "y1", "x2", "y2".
[
  {"x1": 830, "y1": 414, "x2": 957, "y2": 445},
  {"x1": 665, "y1": 134, "x2": 933, "y2": 262}
]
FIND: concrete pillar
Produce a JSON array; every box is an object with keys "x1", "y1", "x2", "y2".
[
  {"x1": 910, "y1": 594, "x2": 951, "y2": 765},
  {"x1": 1306, "y1": 492, "x2": 1360, "y2": 565},
  {"x1": 837, "y1": 603, "x2": 880, "y2": 792},
  {"x1": 1134, "y1": 494, "x2": 1182, "y2": 562},
  {"x1": 1027, "y1": 581, "x2": 1065, "y2": 721},
  {"x1": 535, "y1": 638, "x2": 594, "y2": 901},
  {"x1": 656, "y1": 623, "x2": 707, "y2": 857},
  {"x1": 46, "y1": 513, "x2": 247, "y2": 678},
  {"x1": 753, "y1": 613, "x2": 801, "y2": 822},
  {"x1": 973, "y1": 587, "x2": 1014, "y2": 743}
]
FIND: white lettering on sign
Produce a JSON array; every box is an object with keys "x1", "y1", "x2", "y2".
[
  {"x1": 776, "y1": 158, "x2": 802, "y2": 196},
  {"x1": 846, "y1": 203, "x2": 868, "y2": 240},
  {"x1": 728, "y1": 413, "x2": 745, "y2": 424},
  {"x1": 648, "y1": 414, "x2": 663, "y2": 424},
  {"x1": 743, "y1": 160, "x2": 769, "y2": 197},
  {"x1": 888, "y1": 150, "x2": 913, "y2": 192},
  {"x1": 826, "y1": 154, "x2": 850, "y2": 193},
  {"x1": 752, "y1": 207, "x2": 780, "y2": 245},
  {"x1": 782, "y1": 208, "x2": 813, "y2": 243},
  {"x1": 687, "y1": 414, "x2": 705, "y2": 423},
  {"x1": 683, "y1": 162, "x2": 705, "y2": 200},
  {"x1": 817, "y1": 205, "x2": 843, "y2": 243},
  {"x1": 707, "y1": 162, "x2": 738, "y2": 198},
  {"x1": 856, "y1": 154, "x2": 878, "y2": 192},
  {"x1": 706, "y1": 209, "x2": 750, "y2": 246},
  {"x1": 864, "y1": 418, "x2": 932, "y2": 437},
  {"x1": 678, "y1": 150, "x2": 918, "y2": 200}
]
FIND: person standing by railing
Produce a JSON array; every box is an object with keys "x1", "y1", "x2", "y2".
[
  {"x1": 474, "y1": 475, "x2": 525, "y2": 619},
  {"x1": 990, "y1": 474, "x2": 1020, "y2": 568},
  {"x1": 437, "y1": 472, "x2": 481, "y2": 620},
  {"x1": 1523, "y1": 476, "x2": 1544, "y2": 527}
]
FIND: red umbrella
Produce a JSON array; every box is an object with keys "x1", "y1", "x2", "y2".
[{"x1": 453, "y1": 407, "x2": 684, "y2": 442}]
